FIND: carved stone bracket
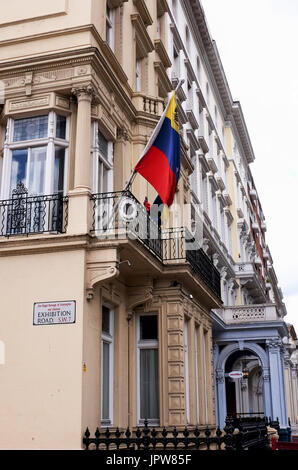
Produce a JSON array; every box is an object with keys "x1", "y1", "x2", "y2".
[
  {"x1": 86, "y1": 249, "x2": 119, "y2": 301},
  {"x1": 266, "y1": 338, "x2": 282, "y2": 352},
  {"x1": 127, "y1": 283, "x2": 153, "y2": 313},
  {"x1": 117, "y1": 125, "x2": 129, "y2": 141}
]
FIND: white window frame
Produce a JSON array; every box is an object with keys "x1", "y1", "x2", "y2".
[
  {"x1": 91, "y1": 122, "x2": 113, "y2": 194},
  {"x1": 101, "y1": 304, "x2": 114, "y2": 426},
  {"x1": 106, "y1": 2, "x2": 115, "y2": 51},
  {"x1": 1, "y1": 111, "x2": 69, "y2": 200},
  {"x1": 136, "y1": 59, "x2": 141, "y2": 92},
  {"x1": 136, "y1": 313, "x2": 159, "y2": 426}
]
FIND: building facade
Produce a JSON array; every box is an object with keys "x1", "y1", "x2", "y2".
[
  {"x1": 0, "y1": 0, "x2": 294, "y2": 449},
  {"x1": 166, "y1": 0, "x2": 291, "y2": 437}
]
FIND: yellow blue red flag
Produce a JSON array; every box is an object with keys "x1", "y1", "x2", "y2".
[{"x1": 134, "y1": 92, "x2": 180, "y2": 207}]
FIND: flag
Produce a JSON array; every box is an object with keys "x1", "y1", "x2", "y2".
[{"x1": 134, "y1": 92, "x2": 180, "y2": 207}]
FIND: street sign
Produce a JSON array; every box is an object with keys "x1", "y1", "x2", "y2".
[
  {"x1": 33, "y1": 301, "x2": 76, "y2": 325},
  {"x1": 228, "y1": 371, "x2": 243, "y2": 379}
]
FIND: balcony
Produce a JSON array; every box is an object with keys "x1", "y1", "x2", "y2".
[
  {"x1": 132, "y1": 93, "x2": 164, "y2": 116},
  {"x1": 0, "y1": 183, "x2": 68, "y2": 237},
  {"x1": 235, "y1": 261, "x2": 266, "y2": 303},
  {"x1": 91, "y1": 191, "x2": 221, "y2": 299},
  {"x1": 220, "y1": 303, "x2": 281, "y2": 324},
  {"x1": 207, "y1": 156, "x2": 218, "y2": 173}
]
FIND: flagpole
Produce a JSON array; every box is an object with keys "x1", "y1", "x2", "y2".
[
  {"x1": 123, "y1": 78, "x2": 185, "y2": 193},
  {"x1": 97, "y1": 79, "x2": 186, "y2": 237}
]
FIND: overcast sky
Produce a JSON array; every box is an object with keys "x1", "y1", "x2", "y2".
[{"x1": 200, "y1": 0, "x2": 298, "y2": 330}]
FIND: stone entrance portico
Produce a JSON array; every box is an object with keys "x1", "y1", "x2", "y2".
[{"x1": 212, "y1": 312, "x2": 289, "y2": 432}]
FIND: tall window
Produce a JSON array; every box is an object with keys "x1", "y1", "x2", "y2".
[
  {"x1": 185, "y1": 26, "x2": 190, "y2": 52},
  {"x1": 201, "y1": 171, "x2": 208, "y2": 212},
  {"x1": 206, "y1": 82, "x2": 210, "y2": 107},
  {"x1": 228, "y1": 222, "x2": 232, "y2": 254},
  {"x1": 137, "y1": 314, "x2": 159, "y2": 424},
  {"x1": 136, "y1": 59, "x2": 141, "y2": 92},
  {"x1": 196, "y1": 56, "x2": 201, "y2": 84},
  {"x1": 187, "y1": 76, "x2": 193, "y2": 108},
  {"x1": 92, "y1": 124, "x2": 113, "y2": 194},
  {"x1": 1, "y1": 113, "x2": 68, "y2": 199},
  {"x1": 172, "y1": 44, "x2": 180, "y2": 79},
  {"x1": 212, "y1": 188, "x2": 217, "y2": 231},
  {"x1": 220, "y1": 206, "x2": 226, "y2": 244},
  {"x1": 101, "y1": 305, "x2": 114, "y2": 425},
  {"x1": 106, "y1": 2, "x2": 115, "y2": 51},
  {"x1": 172, "y1": 0, "x2": 178, "y2": 19}
]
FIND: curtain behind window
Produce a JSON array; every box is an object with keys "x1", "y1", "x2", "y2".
[{"x1": 140, "y1": 349, "x2": 159, "y2": 419}]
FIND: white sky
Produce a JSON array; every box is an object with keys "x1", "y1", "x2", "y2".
[{"x1": 200, "y1": 0, "x2": 298, "y2": 330}]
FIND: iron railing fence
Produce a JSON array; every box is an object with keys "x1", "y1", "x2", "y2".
[
  {"x1": 162, "y1": 226, "x2": 221, "y2": 298},
  {"x1": 83, "y1": 417, "x2": 271, "y2": 451},
  {"x1": 91, "y1": 192, "x2": 221, "y2": 299},
  {"x1": 91, "y1": 190, "x2": 163, "y2": 260},
  {"x1": 0, "y1": 183, "x2": 68, "y2": 237}
]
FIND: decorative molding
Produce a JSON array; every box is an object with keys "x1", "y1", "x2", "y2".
[
  {"x1": 157, "y1": 0, "x2": 169, "y2": 16},
  {"x1": 7, "y1": 95, "x2": 50, "y2": 113},
  {"x1": 133, "y1": 0, "x2": 153, "y2": 26},
  {"x1": 216, "y1": 370, "x2": 225, "y2": 384},
  {"x1": 154, "y1": 39, "x2": 172, "y2": 69},
  {"x1": 127, "y1": 284, "x2": 153, "y2": 311},
  {"x1": 117, "y1": 125, "x2": 129, "y2": 142},
  {"x1": 109, "y1": 0, "x2": 128, "y2": 7},
  {"x1": 86, "y1": 249, "x2": 119, "y2": 301},
  {"x1": 71, "y1": 84, "x2": 94, "y2": 100},
  {"x1": 55, "y1": 95, "x2": 70, "y2": 110},
  {"x1": 154, "y1": 61, "x2": 172, "y2": 94},
  {"x1": 266, "y1": 338, "x2": 282, "y2": 351},
  {"x1": 131, "y1": 13, "x2": 154, "y2": 58}
]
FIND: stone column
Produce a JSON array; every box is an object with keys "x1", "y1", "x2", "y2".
[
  {"x1": 114, "y1": 126, "x2": 130, "y2": 191},
  {"x1": 215, "y1": 368, "x2": 226, "y2": 429},
  {"x1": 67, "y1": 85, "x2": 93, "y2": 235},
  {"x1": 213, "y1": 343, "x2": 219, "y2": 425},
  {"x1": 166, "y1": 301, "x2": 186, "y2": 426},
  {"x1": 266, "y1": 339, "x2": 288, "y2": 428},
  {"x1": 262, "y1": 367, "x2": 272, "y2": 419},
  {"x1": 72, "y1": 85, "x2": 93, "y2": 190}
]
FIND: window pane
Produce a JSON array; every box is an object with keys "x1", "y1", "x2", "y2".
[
  {"x1": 29, "y1": 147, "x2": 46, "y2": 195},
  {"x1": 102, "y1": 165, "x2": 108, "y2": 193},
  {"x1": 140, "y1": 316, "x2": 158, "y2": 340},
  {"x1": 102, "y1": 341, "x2": 110, "y2": 420},
  {"x1": 102, "y1": 306, "x2": 110, "y2": 334},
  {"x1": 56, "y1": 115, "x2": 66, "y2": 140},
  {"x1": 54, "y1": 147, "x2": 65, "y2": 194},
  {"x1": 140, "y1": 349, "x2": 159, "y2": 419},
  {"x1": 13, "y1": 116, "x2": 48, "y2": 142},
  {"x1": 98, "y1": 130, "x2": 108, "y2": 159},
  {"x1": 10, "y1": 149, "x2": 28, "y2": 193}
]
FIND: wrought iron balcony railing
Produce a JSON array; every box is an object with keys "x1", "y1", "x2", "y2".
[
  {"x1": 91, "y1": 190, "x2": 163, "y2": 260},
  {"x1": 91, "y1": 191, "x2": 221, "y2": 299},
  {"x1": 0, "y1": 183, "x2": 68, "y2": 237}
]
